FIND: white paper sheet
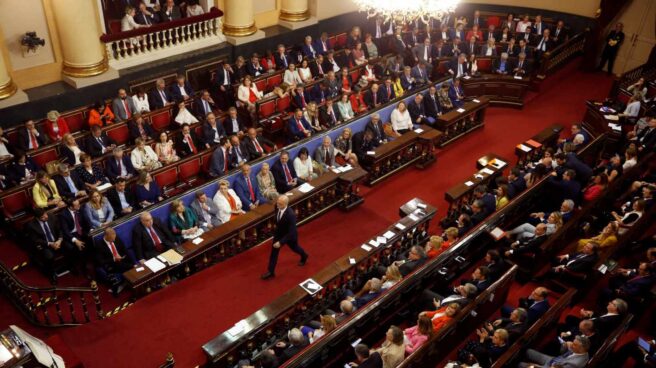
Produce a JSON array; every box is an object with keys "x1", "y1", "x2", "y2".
[
  {"x1": 417, "y1": 203, "x2": 427, "y2": 209},
  {"x1": 97, "y1": 183, "x2": 112, "y2": 191},
  {"x1": 414, "y1": 128, "x2": 424, "y2": 134},
  {"x1": 377, "y1": 236, "x2": 387, "y2": 244},
  {"x1": 383, "y1": 230, "x2": 395, "y2": 239},
  {"x1": 298, "y1": 183, "x2": 315, "y2": 193},
  {"x1": 457, "y1": 108, "x2": 466, "y2": 113},
  {"x1": 490, "y1": 227, "x2": 505, "y2": 239},
  {"x1": 604, "y1": 114, "x2": 619, "y2": 121},
  {"x1": 395, "y1": 223, "x2": 406, "y2": 231},
  {"x1": 368, "y1": 239, "x2": 380, "y2": 248},
  {"x1": 144, "y1": 258, "x2": 166, "y2": 273},
  {"x1": 367, "y1": 151, "x2": 376, "y2": 155},
  {"x1": 361, "y1": 244, "x2": 372, "y2": 251},
  {"x1": 518, "y1": 144, "x2": 531, "y2": 152},
  {"x1": 481, "y1": 168, "x2": 495, "y2": 175},
  {"x1": 465, "y1": 181, "x2": 474, "y2": 186},
  {"x1": 408, "y1": 214, "x2": 419, "y2": 221},
  {"x1": 349, "y1": 257, "x2": 356, "y2": 265},
  {"x1": 513, "y1": 75, "x2": 523, "y2": 80},
  {"x1": 473, "y1": 99, "x2": 481, "y2": 103}
]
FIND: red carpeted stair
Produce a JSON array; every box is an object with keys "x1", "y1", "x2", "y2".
[{"x1": 0, "y1": 63, "x2": 616, "y2": 368}]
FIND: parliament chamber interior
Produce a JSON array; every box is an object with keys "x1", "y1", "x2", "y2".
[{"x1": 0, "y1": 0, "x2": 655, "y2": 367}]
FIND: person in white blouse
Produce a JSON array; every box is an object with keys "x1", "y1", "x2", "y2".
[
  {"x1": 121, "y1": 5, "x2": 148, "y2": 45},
  {"x1": 0, "y1": 127, "x2": 14, "y2": 159},
  {"x1": 293, "y1": 147, "x2": 317, "y2": 181},
  {"x1": 298, "y1": 59, "x2": 313, "y2": 84},
  {"x1": 186, "y1": 0, "x2": 205, "y2": 17},
  {"x1": 619, "y1": 93, "x2": 642, "y2": 119},
  {"x1": 174, "y1": 101, "x2": 199, "y2": 125},
  {"x1": 131, "y1": 137, "x2": 162, "y2": 171},
  {"x1": 283, "y1": 63, "x2": 304, "y2": 89},
  {"x1": 213, "y1": 180, "x2": 245, "y2": 223},
  {"x1": 515, "y1": 15, "x2": 531, "y2": 33},
  {"x1": 481, "y1": 38, "x2": 497, "y2": 57},
  {"x1": 391, "y1": 101, "x2": 413, "y2": 134},
  {"x1": 622, "y1": 147, "x2": 638, "y2": 170},
  {"x1": 132, "y1": 89, "x2": 150, "y2": 113},
  {"x1": 336, "y1": 93, "x2": 355, "y2": 121},
  {"x1": 237, "y1": 76, "x2": 263, "y2": 119}
]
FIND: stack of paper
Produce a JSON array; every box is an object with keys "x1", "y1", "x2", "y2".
[
  {"x1": 298, "y1": 183, "x2": 315, "y2": 193},
  {"x1": 160, "y1": 249, "x2": 184, "y2": 265},
  {"x1": 489, "y1": 227, "x2": 506, "y2": 241},
  {"x1": 464, "y1": 181, "x2": 474, "y2": 187},
  {"x1": 517, "y1": 144, "x2": 531, "y2": 152},
  {"x1": 227, "y1": 320, "x2": 248, "y2": 337},
  {"x1": 144, "y1": 258, "x2": 166, "y2": 273},
  {"x1": 481, "y1": 168, "x2": 495, "y2": 175},
  {"x1": 367, "y1": 151, "x2": 376, "y2": 156},
  {"x1": 383, "y1": 230, "x2": 395, "y2": 239},
  {"x1": 456, "y1": 108, "x2": 466, "y2": 113},
  {"x1": 368, "y1": 239, "x2": 380, "y2": 248},
  {"x1": 395, "y1": 223, "x2": 406, "y2": 231},
  {"x1": 414, "y1": 128, "x2": 424, "y2": 134},
  {"x1": 490, "y1": 159, "x2": 507, "y2": 169},
  {"x1": 97, "y1": 183, "x2": 112, "y2": 191},
  {"x1": 607, "y1": 123, "x2": 621, "y2": 132},
  {"x1": 513, "y1": 75, "x2": 523, "y2": 80},
  {"x1": 376, "y1": 236, "x2": 387, "y2": 244},
  {"x1": 361, "y1": 244, "x2": 372, "y2": 251},
  {"x1": 183, "y1": 228, "x2": 204, "y2": 240}
]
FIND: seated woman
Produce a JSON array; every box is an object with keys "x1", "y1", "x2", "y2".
[
  {"x1": 186, "y1": 0, "x2": 204, "y2": 16},
  {"x1": 83, "y1": 190, "x2": 115, "y2": 229},
  {"x1": 460, "y1": 328, "x2": 509, "y2": 366},
  {"x1": 169, "y1": 199, "x2": 200, "y2": 242},
  {"x1": 382, "y1": 264, "x2": 402, "y2": 289},
  {"x1": 8, "y1": 150, "x2": 38, "y2": 185},
  {"x1": 437, "y1": 83, "x2": 453, "y2": 112},
  {"x1": 213, "y1": 179, "x2": 245, "y2": 223},
  {"x1": 441, "y1": 227, "x2": 460, "y2": 249},
  {"x1": 404, "y1": 315, "x2": 433, "y2": 354},
  {"x1": 174, "y1": 101, "x2": 199, "y2": 126},
  {"x1": 336, "y1": 93, "x2": 355, "y2": 121},
  {"x1": 293, "y1": 147, "x2": 317, "y2": 181},
  {"x1": 467, "y1": 53, "x2": 479, "y2": 75},
  {"x1": 524, "y1": 163, "x2": 549, "y2": 188},
  {"x1": 257, "y1": 162, "x2": 280, "y2": 201},
  {"x1": 372, "y1": 326, "x2": 406, "y2": 368},
  {"x1": 352, "y1": 42, "x2": 367, "y2": 66},
  {"x1": 61, "y1": 133, "x2": 85, "y2": 165},
  {"x1": 363, "y1": 34, "x2": 378, "y2": 59},
  {"x1": 306, "y1": 315, "x2": 336, "y2": 343},
  {"x1": 75, "y1": 153, "x2": 108, "y2": 191},
  {"x1": 88, "y1": 101, "x2": 116, "y2": 128},
  {"x1": 623, "y1": 147, "x2": 638, "y2": 171},
  {"x1": 508, "y1": 212, "x2": 563, "y2": 241},
  {"x1": 303, "y1": 102, "x2": 324, "y2": 132},
  {"x1": 350, "y1": 87, "x2": 368, "y2": 114},
  {"x1": 132, "y1": 88, "x2": 150, "y2": 114},
  {"x1": 577, "y1": 221, "x2": 619, "y2": 251},
  {"x1": 420, "y1": 302, "x2": 460, "y2": 331},
  {"x1": 425, "y1": 235, "x2": 449, "y2": 259},
  {"x1": 583, "y1": 172, "x2": 609, "y2": 202},
  {"x1": 611, "y1": 199, "x2": 645, "y2": 235},
  {"x1": 155, "y1": 132, "x2": 179, "y2": 165},
  {"x1": 237, "y1": 76, "x2": 263, "y2": 119},
  {"x1": 495, "y1": 184, "x2": 510, "y2": 210},
  {"x1": 131, "y1": 137, "x2": 162, "y2": 171},
  {"x1": 391, "y1": 101, "x2": 413, "y2": 135},
  {"x1": 135, "y1": 171, "x2": 163, "y2": 208},
  {"x1": 334, "y1": 128, "x2": 358, "y2": 166},
  {"x1": 44, "y1": 110, "x2": 70, "y2": 142},
  {"x1": 339, "y1": 69, "x2": 353, "y2": 94},
  {"x1": 298, "y1": 59, "x2": 313, "y2": 84},
  {"x1": 32, "y1": 171, "x2": 65, "y2": 209},
  {"x1": 391, "y1": 74, "x2": 404, "y2": 98},
  {"x1": 598, "y1": 154, "x2": 623, "y2": 183},
  {"x1": 0, "y1": 127, "x2": 14, "y2": 160},
  {"x1": 283, "y1": 63, "x2": 303, "y2": 89}
]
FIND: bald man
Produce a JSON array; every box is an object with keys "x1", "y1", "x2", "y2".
[
  {"x1": 131, "y1": 212, "x2": 176, "y2": 261},
  {"x1": 96, "y1": 227, "x2": 134, "y2": 295},
  {"x1": 261, "y1": 195, "x2": 308, "y2": 279}
]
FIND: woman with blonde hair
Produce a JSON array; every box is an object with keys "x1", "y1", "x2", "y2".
[
  {"x1": 425, "y1": 235, "x2": 448, "y2": 258},
  {"x1": 442, "y1": 227, "x2": 459, "y2": 248},
  {"x1": 169, "y1": 199, "x2": 200, "y2": 242},
  {"x1": 304, "y1": 102, "x2": 324, "y2": 132},
  {"x1": 213, "y1": 180, "x2": 245, "y2": 223},
  {"x1": 382, "y1": 264, "x2": 402, "y2": 289},
  {"x1": 334, "y1": 128, "x2": 358, "y2": 166},
  {"x1": 61, "y1": 133, "x2": 85, "y2": 165},
  {"x1": 83, "y1": 190, "x2": 114, "y2": 229},
  {"x1": 256, "y1": 162, "x2": 279, "y2": 201},
  {"x1": 404, "y1": 315, "x2": 433, "y2": 354},
  {"x1": 577, "y1": 221, "x2": 619, "y2": 250},
  {"x1": 308, "y1": 315, "x2": 337, "y2": 343},
  {"x1": 391, "y1": 101, "x2": 413, "y2": 134},
  {"x1": 131, "y1": 137, "x2": 161, "y2": 171}
]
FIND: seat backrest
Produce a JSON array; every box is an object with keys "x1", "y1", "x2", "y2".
[
  {"x1": 153, "y1": 167, "x2": 178, "y2": 190},
  {"x1": 258, "y1": 100, "x2": 277, "y2": 119},
  {"x1": 106, "y1": 124, "x2": 131, "y2": 146},
  {"x1": 63, "y1": 111, "x2": 87, "y2": 132},
  {"x1": 336, "y1": 33, "x2": 347, "y2": 48},
  {"x1": 151, "y1": 110, "x2": 172, "y2": 131},
  {"x1": 178, "y1": 158, "x2": 201, "y2": 181},
  {"x1": 1, "y1": 190, "x2": 31, "y2": 218},
  {"x1": 255, "y1": 79, "x2": 267, "y2": 93},
  {"x1": 487, "y1": 16, "x2": 501, "y2": 28},
  {"x1": 32, "y1": 148, "x2": 59, "y2": 168},
  {"x1": 277, "y1": 95, "x2": 291, "y2": 113},
  {"x1": 200, "y1": 151, "x2": 213, "y2": 173},
  {"x1": 477, "y1": 58, "x2": 493, "y2": 73},
  {"x1": 267, "y1": 74, "x2": 283, "y2": 91}
]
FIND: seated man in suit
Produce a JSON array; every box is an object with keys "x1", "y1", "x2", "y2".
[
  {"x1": 170, "y1": 74, "x2": 194, "y2": 102},
  {"x1": 314, "y1": 136, "x2": 337, "y2": 170},
  {"x1": 112, "y1": 89, "x2": 137, "y2": 121},
  {"x1": 105, "y1": 147, "x2": 136, "y2": 183},
  {"x1": 288, "y1": 108, "x2": 312, "y2": 141},
  {"x1": 176, "y1": 123, "x2": 201, "y2": 157},
  {"x1": 291, "y1": 85, "x2": 312, "y2": 111},
  {"x1": 319, "y1": 98, "x2": 342, "y2": 128},
  {"x1": 132, "y1": 211, "x2": 176, "y2": 261},
  {"x1": 271, "y1": 328, "x2": 309, "y2": 364},
  {"x1": 311, "y1": 54, "x2": 326, "y2": 78},
  {"x1": 494, "y1": 52, "x2": 512, "y2": 75},
  {"x1": 223, "y1": 107, "x2": 246, "y2": 137},
  {"x1": 552, "y1": 20, "x2": 568, "y2": 44},
  {"x1": 17, "y1": 120, "x2": 48, "y2": 152},
  {"x1": 229, "y1": 135, "x2": 249, "y2": 167},
  {"x1": 194, "y1": 90, "x2": 217, "y2": 121},
  {"x1": 501, "y1": 286, "x2": 550, "y2": 326},
  {"x1": 86, "y1": 125, "x2": 117, "y2": 158},
  {"x1": 53, "y1": 163, "x2": 86, "y2": 199},
  {"x1": 543, "y1": 242, "x2": 599, "y2": 282},
  {"x1": 563, "y1": 298, "x2": 628, "y2": 336},
  {"x1": 202, "y1": 112, "x2": 226, "y2": 149},
  {"x1": 209, "y1": 137, "x2": 234, "y2": 178},
  {"x1": 243, "y1": 127, "x2": 274, "y2": 160},
  {"x1": 214, "y1": 62, "x2": 235, "y2": 109},
  {"x1": 547, "y1": 168, "x2": 581, "y2": 205},
  {"x1": 460, "y1": 266, "x2": 492, "y2": 293},
  {"x1": 274, "y1": 44, "x2": 291, "y2": 70},
  {"x1": 504, "y1": 223, "x2": 549, "y2": 258},
  {"x1": 149, "y1": 78, "x2": 173, "y2": 110},
  {"x1": 58, "y1": 198, "x2": 90, "y2": 264},
  {"x1": 600, "y1": 262, "x2": 655, "y2": 304},
  {"x1": 246, "y1": 54, "x2": 265, "y2": 77},
  {"x1": 400, "y1": 66, "x2": 416, "y2": 91},
  {"x1": 352, "y1": 129, "x2": 380, "y2": 162},
  {"x1": 519, "y1": 335, "x2": 590, "y2": 368},
  {"x1": 366, "y1": 113, "x2": 387, "y2": 145},
  {"x1": 190, "y1": 190, "x2": 222, "y2": 229},
  {"x1": 507, "y1": 168, "x2": 527, "y2": 199},
  {"x1": 517, "y1": 39, "x2": 532, "y2": 59},
  {"x1": 363, "y1": 83, "x2": 382, "y2": 110},
  {"x1": 95, "y1": 227, "x2": 134, "y2": 294},
  {"x1": 134, "y1": 1, "x2": 160, "y2": 25},
  {"x1": 301, "y1": 36, "x2": 318, "y2": 59},
  {"x1": 448, "y1": 54, "x2": 468, "y2": 78},
  {"x1": 128, "y1": 113, "x2": 156, "y2": 143},
  {"x1": 233, "y1": 164, "x2": 266, "y2": 211},
  {"x1": 424, "y1": 85, "x2": 442, "y2": 122},
  {"x1": 160, "y1": 0, "x2": 181, "y2": 21},
  {"x1": 344, "y1": 277, "x2": 383, "y2": 309},
  {"x1": 420, "y1": 283, "x2": 478, "y2": 314},
  {"x1": 534, "y1": 28, "x2": 555, "y2": 60},
  {"x1": 408, "y1": 94, "x2": 432, "y2": 125},
  {"x1": 26, "y1": 208, "x2": 76, "y2": 281},
  {"x1": 484, "y1": 307, "x2": 528, "y2": 343},
  {"x1": 411, "y1": 62, "x2": 430, "y2": 85},
  {"x1": 389, "y1": 245, "x2": 428, "y2": 277},
  {"x1": 448, "y1": 78, "x2": 466, "y2": 108},
  {"x1": 271, "y1": 150, "x2": 302, "y2": 193},
  {"x1": 548, "y1": 319, "x2": 602, "y2": 357},
  {"x1": 106, "y1": 178, "x2": 137, "y2": 217}
]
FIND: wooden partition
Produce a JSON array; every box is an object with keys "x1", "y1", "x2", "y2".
[{"x1": 435, "y1": 97, "x2": 489, "y2": 147}]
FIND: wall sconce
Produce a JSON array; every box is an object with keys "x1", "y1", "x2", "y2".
[{"x1": 20, "y1": 32, "x2": 46, "y2": 54}]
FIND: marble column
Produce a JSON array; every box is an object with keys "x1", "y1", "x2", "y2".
[
  {"x1": 223, "y1": 0, "x2": 257, "y2": 37},
  {"x1": 280, "y1": 0, "x2": 310, "y2": 22},
  {"x1": 0, "y1": 48, "x2": 16, "y2": 100}
]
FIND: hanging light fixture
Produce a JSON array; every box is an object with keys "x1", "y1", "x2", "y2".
[{"x1": 353, "y1": 0, "x2": 460, "y2": 24}]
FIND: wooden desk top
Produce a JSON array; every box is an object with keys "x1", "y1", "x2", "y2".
[
  {"x1": 446, "y1": 154, "x2": 508, "y2": 202},
  {"x1": 437, "y1": 97, "x2": 490, "y2": 126}
]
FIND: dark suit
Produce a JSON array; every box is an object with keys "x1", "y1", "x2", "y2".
[
  {"x1": 352, "y1": 131, "x2": 380, "y2": 162},
  {"x1": 424, "y1": 92, "x2": 441, "y2": 119},
  {"x1": 558, "y1": 252, "x2": 598, "y2": 273},
  {"x1": 106, "y1": 187, "x2": 137, "y2": 216},
  {"x1": 58, "y1": 209, "x2": 90, "y2": 245},
  {"x1": 292, "y1": 91, "x2": 312, "y2": 110},
  {"x1": 366, "y1": 119, "x2": 387, "y2": 144},
  {"x1": 507, "y1": 177, "x2": 527, "y2": 199},
  {"x1": 310, "y1": 60, "x2": 326, "y2": 78},
  {"x1": 565, "y1": 152, "x2": 593, "y2": 184},
  {"x1": 399, "y1": 256, "x2": 427, "y2": 276},
  {"x1": 194, "y1": 98, "x2": 217, "y2": 120},
  {"x1": 201, "y1": 122, "x2": 226, "y2": 148},
  {"x1": 513, "y1": 59, "x2": 531, "y2": 76},
  {"x1": 127, "y1": 120, "x2": 156, "y2": 143},
  {"x1": 170, "y1": 81, "x2": 194, "y2": 102},
  {"x1": 408, "y1": 99, "x2": 428, "y2": 124},
  {"x1": 274, "y1": 52, "x2": 291, "y2": 70},
  {"x1": 94, "y1": 236, "x2": 133, "y2": 274},
  {"x1": 159, "y1": 5, "x2": 181, "y2": 22},
  {"x1": 271, "y1": 159, "x2": 300, "y2": 193},
  {"x1": 134, "y1": 9, "x2": 160, "y2": 25},
  {"x1": 222, "y1": 116, "x2": 246, "y2": 136},
  {"x1": 25, "y1": 217, "x2": 74, "y2": 276},
  {"x1": 131, "y1": 219, "x2": 175, "y2": 260},
  {"x1": 287, "y1": 116, "x2": 312, "y2": 140},
  {"x1": 363, "y1": 89, "x2": 383, "y2": 109},
  {"x1": 105, "y1": 156, "x2": 136, "y2": 183},
  {"x1": 53, "y1": 173, "x2": 83, "y2": 199},
  {"x1": 319, "y1": 104, "x2": 341, "y2": 128},
  {"x1": 86, "y1": 134, "x2": 116, "y2": 158},
  {"x1": 176, "y1": 130, "x2": 201, "y2": 157},
  {"x1": 246, "y1": 62, "x2": 265, "y2": 77},
  {"x1": 243, "y1": 134, "x2": 274, "y2": 159},
  {"x1": 17, "y1": 128, "x2": 48, "y2": 151},
  {"x1": 553, "y1": 28, "x2": 568, "y2": 44},
  {"x1": 548, "y1": 177, "x2": 581, "y2": 204},
  {"x1": 209, "y1": 147, "x2": 233, "y2": 178},
  {"x1": 233, "y1": 173, "x2": 267, "y2": 210},
  {"x1": 301, "y1": 44, "x2": 317, "y2": 59},
  {"x1": 267, "y1": 206, "x2": 308, "y2": 273},
  {"x1": 149, "y1": 88, "x2": 172, "y2": 110}
]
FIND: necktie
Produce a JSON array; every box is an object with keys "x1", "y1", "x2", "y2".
[
  {"x1": 73, "y1": 211, "x2": 82, "y2": 235},
  {"x1": 66, "y1": 176, "x2": 77, "y2": 193},
  {"x1": 246, "y1": 176, "x2": 255, "y2": 202},
  {"x1": 278, "y1": 209, "x2": 284, "y2": 221},
  {"x1": 186, "y1": 134, "x2": 197, "y2": 154},
  {"x1": 204, "y1": 100, "x2": 210, "y2": 114},
  {"x1": 283, "y1": 163, "x2": 293, "y2": 182},
  {"x1": 282, "y1": 55, "x2": 287, "y2": 67},
  {"x1": 29, "y1": 131, "x2": 38, "y2": 149},
  {"x1": 144, "y1": 14, "x2": 150, "y2": 25},
  {"x1": 373, "y1": 92, "x2": 377, "y2": 105},
  {"x1": 148, "y1": 227, "x2": 163, "y2": 252},
  {"x1": 252, "y1": 138, "x2": 263, "y2": 153},
  {"x1": 328, "y1": 109, "x2": 335, "y2": 123},
  {"x1": 223, "y1": 149, "x2": 228, "y2": 172},
  {"x1": 387, "y1": 86, "x2": 391, "y2": 99},
  {"x1": 224, "y1": 69, "x2": 230, "y2": 84},
  {"x1": 324, "y1": 148, "x2": 330, "y2": 164},
  {"x1": 109, "y1": 241, "x2": 121, "y2": 261},
  {"x1": 556, "y1": 29, "x2": 560, "y2": 36},
  {"x1": 160, "y1": 90, "x2": 167, "y2": 105},
  {"x1": 301, "y1": 95, "x2": 306, "y2": 107},
  {"x1": 296, "y1": 118, "x2": 305, "y2": 133},
  {"x1": 43, "y1": 222, "x2": 54, "y2": 242},
  {"x1": 117, "y1": 159, "x2": 122, "y2": 175},
  {"x1": 538, "y1": 38, "x2": 545, "y2": 51},
  {"x1": 123, "y1": 100, "x2": 131, "y2": 118},
  {"x1": 458, "y1": 64, "x2": 462, "y2": 76},
  {"x1": 97, "y1": 137, "x2": 105, "y2": 150}
]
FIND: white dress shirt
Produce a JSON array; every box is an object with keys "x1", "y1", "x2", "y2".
[{"x1": 390, "y1": 109, "x2": 413, "y2": 132}]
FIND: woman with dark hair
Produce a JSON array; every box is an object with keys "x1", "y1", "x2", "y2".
[
  {"x1": 525, "y1": 163, "x2": 548, "y2": 188},
  {"x1": 75, "y1": 153, "x2": 108, "y2": 191},
  {"x1": 373, "y1": 325, "x2": 405, "y2": 368},
  {"x1": 293, "y1": 147, "x2": 316, "y2": 181},
  {"x1": 404, "y1": 315, "x2": 433, "y2": 354},
  {"x1": 583, "y1": 172, "x2": 609, "y2": 202},
  {"x1": 88, "y1": 100, "x2": 115, "y2": 128},
  {"x1": 135, "y1": 170, "x2": 163, "y2": 207},
  {"x1": 8, "y1": 150, "x2": 38, "y2": 185}
]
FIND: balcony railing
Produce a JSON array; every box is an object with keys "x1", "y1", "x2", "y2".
[
  {"x1": 537, "y1": 30, "x2": 588, "y2": 79},
  {"x1": 100, "y1": 7, "x2": 225, "y2": 69}
]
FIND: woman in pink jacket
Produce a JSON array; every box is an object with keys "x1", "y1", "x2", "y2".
[{"x1": 403, "y1": 315, "x2": 433, "y2": 354}]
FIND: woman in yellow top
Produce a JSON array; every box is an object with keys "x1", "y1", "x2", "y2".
[
  {"x1": 577, "y1": 221, "x2": 619, "y2": 250},
  {"x1": 496, "y1": 184, "x2": 510, "y2": 210},
  {"x1": 391, "y1": 74, "x2": 404, "y2": 97},
  {"x1": 32, "y1": 171, "x2": 65, "y2": 209}
]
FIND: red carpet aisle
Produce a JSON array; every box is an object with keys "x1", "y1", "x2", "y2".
[{"x1": 38, "y1": 66, "x2": 614, "y2": 367}]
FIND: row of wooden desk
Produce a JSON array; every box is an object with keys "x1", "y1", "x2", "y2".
[
  {"x1": 434, "y1": 97, "x2": 490, "y2": 147},
  {"x1": 123, "y1": 167, "x2": 368, "y2": 294},
  {"x1": 461, "y1": 74, "x2": 531, "y2": 108},
  {"x1": 444, "y1": 153, "x2": 509, "y2": 214}
]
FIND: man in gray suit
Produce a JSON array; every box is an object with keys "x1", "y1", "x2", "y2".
[
  {"x1": 519, "y1": 335, "x2": 590, "y2": 368},
  {"x1": 412, "y1": 38, "x2": 434, "y2": 76},
  {"x1": 189, "y1": 190, "x2": 222, "y2": 229},
  {"x1": 314, "y1": 136, "x2": 337, "y2": 170},
  {"x1": 112, "y1": 88, "x2": 137, "y2": 121}
]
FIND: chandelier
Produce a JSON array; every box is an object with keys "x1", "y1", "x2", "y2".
[{"x1": 353, "y1": 0, "x2": 460, "y2": 24}]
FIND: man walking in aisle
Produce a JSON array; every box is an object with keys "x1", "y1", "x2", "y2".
[{"x1": 261, "y1": 195, "x2": 308, "y2": 280}]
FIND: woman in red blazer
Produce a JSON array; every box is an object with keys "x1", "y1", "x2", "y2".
[{"x1": 44, "y1": 110, "x2": 70, "y2": 142}]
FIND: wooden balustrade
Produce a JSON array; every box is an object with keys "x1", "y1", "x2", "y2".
[
  {"x1": 0, "y1": 262, "x2": 105, "y2": 327},
  {"x1": 537, "y1": 31, "x2": 587, "y2": 80},
  {"x1": 99, "y1": 8, "x2": 225, "y2": 70}
]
